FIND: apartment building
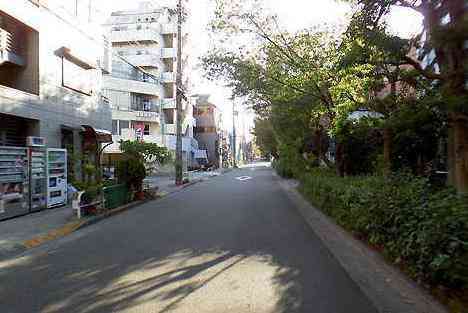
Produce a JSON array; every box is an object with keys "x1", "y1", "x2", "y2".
[
  {"x1": 0, "y1": 0, "x2": 112, "y2": 176},
  {"x1": 194, "y1": 95, "x2": 221, "y2": 167},
  {"x1": 102, "y1": 2, "x2": 198, "y2": 169}
]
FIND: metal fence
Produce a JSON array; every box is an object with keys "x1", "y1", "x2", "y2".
[{"x1": 103, "y1": 184, "x2": 130, "y2": 209}]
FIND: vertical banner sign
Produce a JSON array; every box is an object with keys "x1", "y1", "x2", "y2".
[{"x1": 135, "y1": 122, "x2": 145, "y2": 141}]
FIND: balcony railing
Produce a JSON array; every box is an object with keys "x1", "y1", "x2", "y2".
[
  {"x1": 110, "y1": 28, "x2": 159, "y2": 43},
  {"x1": 162, "y1": 98, "x2": 175, "y2": 109},
  {"x1": 125, "y1": 54, "x2": 160, "y2": 68},
  {"x1": 131, "y1": 101, "x2": 160, "y2": 113}
]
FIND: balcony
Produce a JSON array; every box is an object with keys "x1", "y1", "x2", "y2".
[
  {"x1": 131, "y1": 100, "x2": 160, "y2": 113},
  {"x1": 161, "y1": 72, "x2": 175, "y2": 83},
  {"x1": 125, "y1": 54, "x2": 160, "y2": 67},
  {"x1": 143, "y1": 135, "x2": 163, "y2": 145},
  {"x1": 162, "y1": 98, "x2": 175, "y2": 109},
  {"x1": 161, "y1": 48, "x2": 176, "y2": 59},
  {"x1": 165, "y1": 135, "x2": 198, "y2": 152},
  {"x1": 103, "y1": 76, "x2": 159, "y2": 96},
  {"x1": 110, "y1": 28, "x2": 159, "y2": 43},
  {"x1": 105, "y1": 133, "x2": 163, "y2": 153}
]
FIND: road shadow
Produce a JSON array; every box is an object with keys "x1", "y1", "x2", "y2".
[{"x1": 0, "y1": 167, "x2": 375, "y2": 313}]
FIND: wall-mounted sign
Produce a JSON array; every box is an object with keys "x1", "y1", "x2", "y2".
[{"x1": 136, "y1": 111, "x2": 159, "y2": 120}]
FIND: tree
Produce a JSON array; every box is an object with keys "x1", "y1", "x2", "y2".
[
  {"x1": 341, "y1": 0, "x2": 468, "y2": 191},
  {"x1": 252, "y1": 117, "x2": 277, "y2": 157},
  {"x1": 117, "y1": 140, "x2": 171, "y2": 193},
  {"x1": 119, "y1": 140, "x2": 171, "y2": 173}
]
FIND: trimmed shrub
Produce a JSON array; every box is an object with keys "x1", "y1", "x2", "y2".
[{"x1": 299, "y1": 168, "x2": 468, "y2": 289}]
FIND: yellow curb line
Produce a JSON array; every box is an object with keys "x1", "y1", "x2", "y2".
[
  {"x1": 23, "y1": 221, "x2": 86, "y2": 249},
  {"x1": 157, "y1": 191, "x2": 168, "y2": 197}
]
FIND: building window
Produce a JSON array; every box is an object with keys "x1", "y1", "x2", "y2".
[
  {"x1": 119, "y1": 120, "x2": 130, "y2": 135},
  {"x1": 144, "y1": 124, "x2": 150, "y2": 136},
  {"x1": 112, "y1": 120, "x2": 118, "y2": 135}
]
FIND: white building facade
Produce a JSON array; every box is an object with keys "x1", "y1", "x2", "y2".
[
  {"x1": 0, "y1": 0, "x2": 112, "y2": 177},
  {"x1": 102, "y1": 2, "x2": 199, "y2": 169}
]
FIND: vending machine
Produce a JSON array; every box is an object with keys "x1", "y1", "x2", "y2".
[
  {"x1": 46, "y1": 148, "x2": 67, "y2": 208},
  {"x1": 27, "y1": 137, "x2": 47, "y2": 212},
  {"x1": 0, "y1": 147, "x2": 30, "y2": 220}
]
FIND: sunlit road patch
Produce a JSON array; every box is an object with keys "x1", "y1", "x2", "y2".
[{"x1": 235, "y1": 176, "x2": 252, "y2": 181}]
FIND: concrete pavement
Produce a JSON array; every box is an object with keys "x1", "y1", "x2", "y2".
[{"x1": 0, "y1": 165, "x2": 376, "y2": 313}]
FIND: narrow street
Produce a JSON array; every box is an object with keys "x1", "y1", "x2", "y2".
[{"x1": 0, "y1": 164, "x2": 376, "y2": 313}]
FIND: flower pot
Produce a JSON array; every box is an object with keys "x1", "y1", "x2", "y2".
[{"x1": 135, "y1": 191, "x2": 145, "y2": 201}]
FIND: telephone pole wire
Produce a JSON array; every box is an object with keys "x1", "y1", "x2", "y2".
[{"x1": 175, "y1": 0, "x2": 184, "y2": 185}]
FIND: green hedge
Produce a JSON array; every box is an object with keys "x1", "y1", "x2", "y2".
[{"x1": 298, "y1": 168, "x2": 468, "y2": 289}]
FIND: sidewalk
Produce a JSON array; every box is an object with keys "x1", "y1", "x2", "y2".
[
  {"x1": 144, "y1": 170, "x2": 222, "y2": 195},
  {"x1": 0, "y1": 205, "x2": 76, "y2": 260}
]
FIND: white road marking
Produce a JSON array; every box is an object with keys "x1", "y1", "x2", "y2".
[{"x1": 235, "y1": 176, "x2": 252, "y2": 181}]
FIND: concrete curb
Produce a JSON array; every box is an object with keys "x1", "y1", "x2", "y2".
[
  {"x1": 277, "y1": 176, "x2": 448, "y2": 313},
  {"x1": 5, "y1": 171, "x2": 228, "y2": 260}
]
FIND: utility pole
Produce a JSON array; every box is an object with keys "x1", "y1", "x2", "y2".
[
  {"x1": 175, "y1": 0, "x2": 183, "y2": 185},
  {"x1": 232, "y1": 100, "x2": 238, "y2": 168}
]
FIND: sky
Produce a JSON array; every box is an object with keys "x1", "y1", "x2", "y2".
[{"x1": 97, "y1": 0, "x2": 423, "y2": 136}]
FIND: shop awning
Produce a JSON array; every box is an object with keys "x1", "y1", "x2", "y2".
[
  {"x1": 81, "y1": 125, "x2": 113, "y2": 144},
  {"x1": 55, "y1": 47, "x2": 96, "y2": 70}
]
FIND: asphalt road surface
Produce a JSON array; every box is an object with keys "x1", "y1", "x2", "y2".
[{"x1": 0, "y1": 163, "x2": 377, "y2": 313}]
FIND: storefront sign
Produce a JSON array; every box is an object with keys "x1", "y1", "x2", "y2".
[{"x1": 136, "y1": 111, "x2": 159, "y2": 121}]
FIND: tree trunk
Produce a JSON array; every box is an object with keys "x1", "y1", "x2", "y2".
[
  {"x1": 447, "y1": 125, "x2": 456, "y2": 186},
  {"x1": 383, "y1": 127, "x2": 392, "y2": 176},
  {"x1": 336, "y1": 142, "x2": 345, "y2": 177},
  {"x1": 449, "y1": 114, "x2": 468, "y2": 194}
]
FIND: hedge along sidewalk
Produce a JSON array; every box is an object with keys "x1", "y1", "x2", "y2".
[{"x1": 276, "y1": 175, "x2": 448, "y2": 313}]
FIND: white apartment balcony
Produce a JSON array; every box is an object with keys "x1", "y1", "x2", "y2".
[
  {"x1": 161, "y1": 24, "x2": 177, "y2": 35},
  {"x1": 162, "y1": 98, "x2": 175, "y2": 109},
  {"x1": 103, "y1": 76, "x2": 160, "y2": 96},
  {"x1": 161, "y1": 48, "x2": 176, "y2": 59},
  {"x1": 110, "y1": 28, "x2": 159, "y2": 43},
  {"x1": 161, "y1": 72, "x2": 175, "y2": 83},
  {"x1": 143, "y1": 135, "x2": 163, "y2": 145},
  {"x1": 125, "y1": 54, "x2": 161, "y2": 68},
  {"x1": 105, "y1": 133, "x2": 163, "y2": 153},
  {"x1": 165, "y1": 135, "x2": 198, "y2": 152},
  {"x1": 112, "y1": 110, "x2": 161, "y2": 125}
]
